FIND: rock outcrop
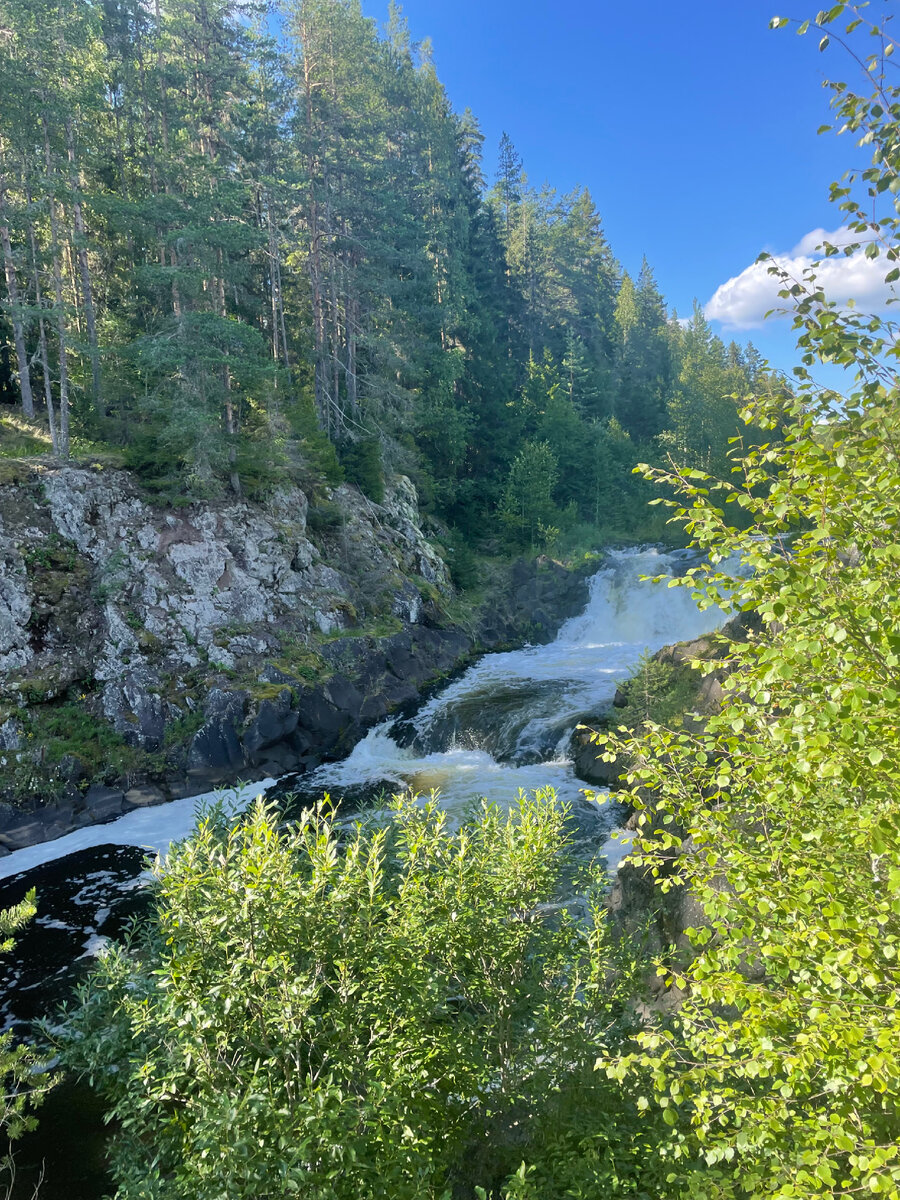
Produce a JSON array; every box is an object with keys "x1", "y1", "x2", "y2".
[{"x1": 0, "y1": 462, "x2": 592, "y2": 852}]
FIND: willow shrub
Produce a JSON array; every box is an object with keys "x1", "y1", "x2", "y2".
[{"x1": 59, "y1": 792, "x2": 661, "y2": 1200}]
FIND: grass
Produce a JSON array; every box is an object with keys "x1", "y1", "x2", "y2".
[
  {"x1": 0, "y1": 414, "x2": 127, "y2": 468},
  {"x1": 25, "y1": 700, "x2": 147, "y2": 780},
  {"x1": 320, "y1": 616, "x2": 403, "y2": 643},
  {"x1": 163, "y1": 708, "x2": 205, "y2": 748},
  {"x1": 0, "y1": 414, "x2": 52, "y2": 458}
]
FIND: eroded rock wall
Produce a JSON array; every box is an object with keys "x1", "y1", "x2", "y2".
[
  {"x1": 0, "y1": 465, "x2": 451, "y2": 818},
  {"x1": 0, "y1": 464, "x2": 592, "y2": 850}
]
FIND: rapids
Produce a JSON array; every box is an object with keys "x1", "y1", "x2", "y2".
[
  {"x1": 0, "y1": 546, "x2": 723, "y2": 1033},
  {"x1": 292, "y1": 545, "x2": 721, "y2": 814}
]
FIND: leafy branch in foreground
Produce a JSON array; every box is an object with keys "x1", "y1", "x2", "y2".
[
  {"x1": 595, "y1": 7, "x2": 900, "y2": 1196},
  {"x1": 0, "y1": 890, "x2": 52, "y2": 1192}
]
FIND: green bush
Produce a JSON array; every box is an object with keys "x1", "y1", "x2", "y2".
[
  {"x1": 59, "y1": 792, "x2": 661, "y2": 1200},
  {"x1": 612, "y1": 652, "x2": 700, "y2": 730},
  {"x1": 444, "y1": 526, "x2": 480, "y2": 591},
  {"x1": 1, "y1": 893, "x2": 53, "y2": 1190}
]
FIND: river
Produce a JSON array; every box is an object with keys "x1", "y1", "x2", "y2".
[
  {"x1": 0, "y1": 544, "x2": 724, "y2": 1196},
  {"x1": 0, "y1": 546, "x2": 721, "y2": 1030}
]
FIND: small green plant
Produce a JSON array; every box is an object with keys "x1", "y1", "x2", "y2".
[
  {"x1": 93, "y1": 549, "x2": 129, "y2": 604},
  {"x1": 270, "y1": 634, "x2": 329, "y2": 684},
  {"x1": 162, "y1": 709, "x2": 205, "y2": 749},
  {"x1": 22, "y1": 533, "x2": 79, "y2": 573},
  {"x1": 1, "y1": 892, "x2": 54, "y2": 1192},
  {"x1": 122, "y1": 608, "x2": 143, "y2": 632},
  {"x1": 29, "y1": 700, "x2": 144, "y2": 780},
  {"x1": 341, "y1": 436, "x2": 384, "y2": 504},
  {"x1": 612, "y1": 651, "x2": 699, "y2": 730},
  {"x1": 306, "y1": 500, "x2": 344, "y2": 534}
]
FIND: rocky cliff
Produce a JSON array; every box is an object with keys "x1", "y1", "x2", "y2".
[{"x1": 0, "y1": 462, "x2": 590, "y2": 849}]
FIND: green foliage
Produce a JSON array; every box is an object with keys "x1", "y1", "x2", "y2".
[
  {"x1": 341, "y1": 437, "x2": 385, "y2": 504},
  {"x1": 266, "y1": 633, "x2": 329, "y2": 685},
  {"x1": 21, "y1": 531, "x2": 78, "y2": 573},
  {"x1": 612, "y1": 652, "x2": 699, "y2": 730},
  {"x1": 443, "y1": 525, "x2": 480, "y2": 590},
  {"x1": 0, "y1": 891, "x2": 52, "y2": 1190},
  {"x1": 0, "y1": 415, "x2": 50, "y2": 458},
  {"x1": 500, "y1": 440, "x2": 564, "y2": 550},
  {"x1": 60, "y1": 791, "x2": 657, "y2": 1200},
  {"x1": 305, "y1": 499, "x2": 344, "y2": 534},
  {"x1": 161, "y1": 708, "x2": 205, "y2": 749},
  {"x1": 27, "y1": 700, "x2": 143, "y2": 781},
  {"x1": 0, "y1": 0, "x2": 763, "y2": 539},
  {"x1": 92, "y1": 548, "x2": 129, "y2": 603},
  {"x1": 594, "y1": 10, "x2": 900, "y2": 1195}
]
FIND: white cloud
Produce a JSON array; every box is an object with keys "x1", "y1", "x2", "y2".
[{"x1": 704, "y1": 226, "x2": 896, "y2": 330}]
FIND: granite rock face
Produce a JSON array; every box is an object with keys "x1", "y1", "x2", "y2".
[
  {"x1": 0, "y1": 462, "x2": 592, "y2": 851},
  {"x1": 0, "y1": 465, "x2": 452, "y2": 805}
]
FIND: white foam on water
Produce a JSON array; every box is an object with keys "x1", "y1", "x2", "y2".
[
  {"x1": 0, "y1": 778, "x2": 277, "y2": 882},
  {"x1": 306, "y1": 547, "x2": 724, "y2": 819}
]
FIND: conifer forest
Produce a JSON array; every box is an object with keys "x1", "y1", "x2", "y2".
[{"x1": 0, "y1": 0, "x2": 772, "y2": 547}]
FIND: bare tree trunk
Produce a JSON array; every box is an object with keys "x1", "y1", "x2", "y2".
[
  {"x1": 65, "y1": 119, "x2": 100, "y2": 406},
  {"x1": 214, "y1": 246, "x2": 240, "y2": 496},
  {"x1": 42, "y1": 113, "x2": 70, "y2": 457},
  {"x1": 153, "y1": 0, "x2": 170, "y2": 156},
  {"x1": 265, "y1": 195, "x2": 291, "y2": 372},
  {"x1": 299, "y1": 15, "x2": 330, "y2": 434},
  {"x1": 62, "y1": 232, "x2": 82, "y2": 336},
  {"x1": 27, "y1": 209, "x2": 59, "y2": 454},
  {"x1": 0, "y1": 167, "x2": 35, "y2": 417},
  {"x1": 224, "y1": 381, "x2": 241, "y2": 496},
  {"x1": 347, "y1": 269, "x2": 358, "y2": 416}
]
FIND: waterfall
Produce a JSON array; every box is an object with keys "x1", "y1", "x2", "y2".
[{"x1": 295, "y1": 546, "x2": 723, "y2": 816}]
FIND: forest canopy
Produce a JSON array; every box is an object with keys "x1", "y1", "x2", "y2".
[{"x1": 0, "y1": 0, "x2": 773, "y2": 545}]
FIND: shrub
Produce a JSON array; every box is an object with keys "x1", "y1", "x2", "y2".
[
  {"x1": 59, "y1": 792, "x2": 660, "y2": 1200},
  {"x1": 1, "y1": 893, "x2": 53, "y2": 1190}
]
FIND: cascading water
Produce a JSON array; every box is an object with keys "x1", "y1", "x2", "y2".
[
  {"x1": 0, "y1": 546, "x2": 723, "y2": 1033},
  {"x1": 293, "y1": 546, "x2": 722, "y2": 816}
]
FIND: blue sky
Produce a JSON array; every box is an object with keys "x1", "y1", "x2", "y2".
[{"x1": 365, "y1": 0, "x2": 886, "y2": 382}]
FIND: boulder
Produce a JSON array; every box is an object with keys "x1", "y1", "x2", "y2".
[
  {"x1": 0, "y1": 718, "x2": 21, "y2": 751},
  {"x1": 243, "y1": 690, "x2": 299, "y2": 758},
  {"x1": 324, "y1": 674, "x2": 364, "y2": 718},
  {"x1": 0, "y1": 802, "x2": 76, "y2": 849},
  {"x1": 571, "y1": 725, "x2": 626, "y2": 788},
  {"x1": 188, "y1": 689, "x2": 248, "y2": 771},
  {"x1": 123, "y1": 784, "x2": 166, "y2": 808},
  {"x1": 83, "y1": 785, "x2": 126, "y2": 821}
]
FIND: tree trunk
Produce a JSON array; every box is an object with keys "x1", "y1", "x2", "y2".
[
  {"x1": 214, "y1": 246, "x2": 240, "y2": 496},
  {"x1": 0, "y1": 168, "x2": 35, "y2": 418},
  {"x1": 298, "y1": 14, "x2": 330, "y2": 434},
  {"x1": 25, "y1": 178, "x2": 58, "y2": 452},
  {"x1": 65, "y1": 119, "x2": 100, "y2": 407},
  {"x1": 42, "y1": 113, "x2": 70, "y2": 457}
]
